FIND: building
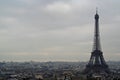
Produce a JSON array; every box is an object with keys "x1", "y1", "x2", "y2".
[{"x1": 83, "y1": 10, "x2": 110, "y2": 78}]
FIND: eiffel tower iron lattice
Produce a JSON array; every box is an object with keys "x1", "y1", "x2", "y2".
[{"x1": 84, "y1": 11, "x2": 110, "y2": 74}]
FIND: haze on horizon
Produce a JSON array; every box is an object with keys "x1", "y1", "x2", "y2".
[{"x1": 0, "y1": 0, "x2": 120, "y2": 62}]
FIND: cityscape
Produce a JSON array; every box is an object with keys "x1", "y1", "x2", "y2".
[
  {"x1": 0, "y1": 10, "x2": 119, "y2": 80},
  {"x1": 0, "y1": 0, "x2": 120, "y2": 80},
  {"x1": 0, "y1": 61, "x2": 120, "y2": 80}
]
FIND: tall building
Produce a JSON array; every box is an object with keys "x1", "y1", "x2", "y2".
[{"x1": 84, "y1": 10, "x2": 110, "y2": 75}]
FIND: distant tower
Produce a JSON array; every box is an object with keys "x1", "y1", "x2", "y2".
[{"x1": 84, "y1": 10, "x2": 110, "y2": 74}]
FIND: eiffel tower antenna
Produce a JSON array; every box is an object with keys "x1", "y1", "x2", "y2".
[{"x1": 96, "y1": 7, "x2": 98, "y2": 14}]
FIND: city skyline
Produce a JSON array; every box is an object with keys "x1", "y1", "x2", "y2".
[{"x1": 0, "y1": 0, "x2": 120, "y2": 61}]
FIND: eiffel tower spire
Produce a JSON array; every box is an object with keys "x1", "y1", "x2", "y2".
[
  {"x1": 93, "y1": 9, "x2": 101, "y2": 51},
  {"x1": 84, "y1": 10, "x2": 110, "y2": 74}
]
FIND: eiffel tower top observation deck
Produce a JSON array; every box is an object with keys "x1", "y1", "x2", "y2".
[{"x1": 84, "y1": 10, "x2": 110, "y2": 74}]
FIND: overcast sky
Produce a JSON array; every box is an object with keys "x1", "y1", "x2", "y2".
[{"x1": 0, "y1": 0, "x2": 120, "y2": 62}]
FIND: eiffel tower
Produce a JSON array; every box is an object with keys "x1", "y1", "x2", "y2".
[{"x1": 84, "y1": 10, "x2": 110, "y2": 74}]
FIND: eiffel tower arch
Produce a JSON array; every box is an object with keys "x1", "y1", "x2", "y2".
[{"x1": 84, "y1": 10, "x2": 110, "y2": 74}]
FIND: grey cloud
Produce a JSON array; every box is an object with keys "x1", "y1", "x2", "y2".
[{"x1": 0, "y1": 0, "x2": 120, "y2": 61}]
